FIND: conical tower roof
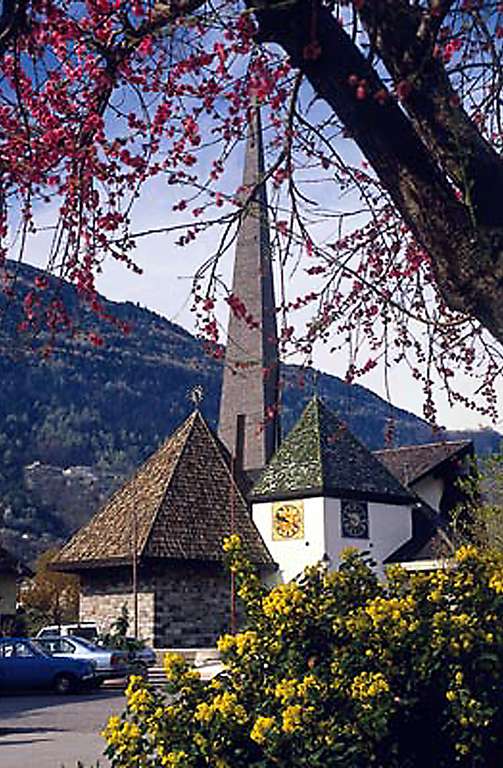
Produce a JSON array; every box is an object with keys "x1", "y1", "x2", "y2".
[
  {"x1": 251, "y1": 396, "x2": 414, "y2": 504},
  {"x1": 218, "y1": 107, "x2": 279, "y2": 471},
  {"x1": 55, "y1": 410, "x2": 274, "y2": 570}
]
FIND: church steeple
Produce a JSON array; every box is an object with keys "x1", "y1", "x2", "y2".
[{"x1": 218, "y1": 107, "x2": 280, "y2": 472}]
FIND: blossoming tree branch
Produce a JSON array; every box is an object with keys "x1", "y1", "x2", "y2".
[{"x1": 0, "y1": 1, "x2": 501, "y2": 419}]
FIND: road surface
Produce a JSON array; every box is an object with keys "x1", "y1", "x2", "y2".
[{"x1": 0, "y1": 687, "x2": 125, "y2": 768}]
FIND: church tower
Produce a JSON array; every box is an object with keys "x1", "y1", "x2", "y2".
[{"x1": 218, "y1": 108, "x2": 280, "y2": 472}]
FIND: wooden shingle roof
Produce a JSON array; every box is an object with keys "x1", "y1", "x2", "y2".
[
  {"x1": 55, "y1": 411, "x2": 274, "y2": 571},
  {"x1": 251, "y1": 396, "x2": 414, "y2": 504},
  {"x1": 374, "y1": 440, "x2": 473, "y2": 486}
]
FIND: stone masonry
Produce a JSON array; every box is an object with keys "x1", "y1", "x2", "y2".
[
  {"x1": 79, "y1": 561, "x2": 234, "y2": 648},
  {"x1": 153, "y1": 562, "x2": 233, "y2": 648},
  {"x1": 79, "y1": 567, "x2": 155, "y2": 643}
]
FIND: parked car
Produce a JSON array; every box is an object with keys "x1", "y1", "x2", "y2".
[
  {"x1": 36, "y1": 622, "x2": 99, "y2": 642},
  {"x1": 0, "y1": 637, "x2": 96, "y2": 694},
  {"x1": 35, "y1": 635, "x2": 130, "y2": 684},
  {"x1": 129, "y1": 641, "x2": 156, "y2": 669},
  {"x1": 94, "y1": 634, "x2": 156, "y2": 674}
]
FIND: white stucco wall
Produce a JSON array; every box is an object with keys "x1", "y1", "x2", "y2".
[
  {"x1": 252, "y1": 497, "x2": 325, "y2": 582},
  {"x1": 324, "y1": 498, "x2": 413, "y2": 576},
  {"x1": 253, "y1": 496, "x2": 413, "y2": 581},
  {"x1": 412, "y1": 475, "x2": 445, "y2": 512}
]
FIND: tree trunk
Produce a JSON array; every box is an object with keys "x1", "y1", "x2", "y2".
[{"x1": 253, "y1": 0, "x2": 503, "y2": 343}]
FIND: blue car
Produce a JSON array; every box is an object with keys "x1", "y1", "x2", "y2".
[{"x1": 0, "y1": 637, "x2": 97, "y2": 694}]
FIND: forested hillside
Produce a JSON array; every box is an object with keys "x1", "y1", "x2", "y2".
[{"x1": 1, "y1": 263, "x2": 500, "y2": 562}]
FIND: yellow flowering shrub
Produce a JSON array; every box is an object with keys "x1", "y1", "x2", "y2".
[{"x1": 103, "y1": 540, "x2": 503, "y2": 768}]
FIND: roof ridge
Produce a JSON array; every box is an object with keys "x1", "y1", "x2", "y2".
[
  {"x1": 140, "y1": 410, "x2": 200, "y2": 557},
  {"x1": 374, "y1": 439, "x2": 472, "y2": 454}
]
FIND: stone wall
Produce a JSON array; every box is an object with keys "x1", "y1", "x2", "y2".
[
  {"x1": 79, "y1": 561, "x2": 236, "y2": 648},
  {"x1": 80, "y1": 567, "x2": 155, "y2": 643},
  {"x1": 153, "y1": 562, "x2": 234, "y2": 648}
]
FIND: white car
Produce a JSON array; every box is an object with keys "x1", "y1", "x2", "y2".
[
  {"x1": 35, "y1": 635, "x2": 129, "y2": 684},
  {"x1": 36, "y1": 623, "x2": 99, "y2": 642}
]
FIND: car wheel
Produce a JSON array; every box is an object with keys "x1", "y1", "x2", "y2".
[{"x1": 53, "y1": 673, "x2": 76, "y2": 695}]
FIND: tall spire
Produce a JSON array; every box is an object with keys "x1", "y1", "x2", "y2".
[{"x1": 218, "y1": 107, "x2": 280, "y2": 472}]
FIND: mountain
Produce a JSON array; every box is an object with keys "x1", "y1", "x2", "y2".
[{"x1": 0, "y1": 262, "x2": 500, "y2": 562}]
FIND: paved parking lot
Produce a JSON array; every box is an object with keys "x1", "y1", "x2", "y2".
[{"x1": 0, "y1": 687, "x2": 125, "y2": 768}]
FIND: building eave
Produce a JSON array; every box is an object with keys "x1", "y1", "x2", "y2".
[
  {"x1": 52, "y1": 552, "x2": 277, "y2": 574},
  {"x1": 251, "y1": 486, "x2": 414, "y2": 506}
]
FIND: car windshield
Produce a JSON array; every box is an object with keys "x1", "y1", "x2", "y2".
[{"x1": 71, "y1": 637, "x2": 100, "y2": 651}]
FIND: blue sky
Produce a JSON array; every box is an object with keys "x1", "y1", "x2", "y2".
[{"x1": 17, "y1": 32, "x2": 502, "y2": 435}]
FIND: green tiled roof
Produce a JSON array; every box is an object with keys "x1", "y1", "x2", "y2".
[{"x1": 251, "y1": 397, "x2": 414, "y2": 504}]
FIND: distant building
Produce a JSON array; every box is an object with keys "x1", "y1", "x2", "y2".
[{"x1": 0, "y1": 545, "x2": 32, "y2": 626}]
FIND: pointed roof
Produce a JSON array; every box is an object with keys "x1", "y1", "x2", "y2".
[
  {"x1": 218, "y1": 106, "x2": 280, "y2": 471},
  {"x1": 374, "y1": 440, "x2": 473, "y2": 486},
  {"x1": 55, "y1": 410, "x2": 274, "y2": 571},
  {"x1": 251, "y1": 397, "x2": 414, "y2": 504}
]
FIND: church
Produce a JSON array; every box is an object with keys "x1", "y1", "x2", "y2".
[{"x1": 54, "y1": 111, "x2": 473, "y2": 648}]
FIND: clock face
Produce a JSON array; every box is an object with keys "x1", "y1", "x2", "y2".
[
  {"x1": 272, "y1": 501, "x2": 305, "y2": 541},
  {"x1": 341, "y1": 500, "x2": 369, "y2": 539}
]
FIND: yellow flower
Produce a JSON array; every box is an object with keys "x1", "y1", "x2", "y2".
[
  {"x1": 235, "y1": 630, "x2": 258, "y2": 656},
  {"x1": 194, "y1": 702, "x2": 213, "y2": 723},
  {"x1": 217, "y1": 634, "x2": 235, "y2": 654},
  {"x1": 350, "y1": 671, "x2": 390, "y2": 701},
  {"x1": 223, "y1": 534, "x2": 241, "y2": 553},
  {"x1": 455, "y1": 545, "x2": 478, "y2": 563},
  {"x1": 127, "y1": 686, "x2": 153, "y2": 714},
  {"x1": 281, "y1": 704, "x2": 303, "y2": 733},
  {"x1": 297, "y1": 674, "x2": 322, "y2": 698},
  {"x1": 194, "y1": 691, "x2": 247, "y2": 725},
  {"x1": 163, "y1": 652, "x2": 187, "y2": 682},
  {"x1": 488, "y1": 572, "x2": 503, "y2": 594},
  {"x1": 274, "y1": 678, "x2": 298, "y2": 703},
  {"x1": 250, "y1": 716, "x2": 275, "y2": 744},
  {"x1": 262, "y1": 583, "x2": 303, "y2": 617},
  {"x1": 125, "y1": 674, "x2": 145, "y2": 698},
  {"x1": 161, "y1": 750, "x2": 189, "y2": 767}
]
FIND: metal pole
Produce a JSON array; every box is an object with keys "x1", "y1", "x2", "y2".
[
  {"x1": 132, "y1": 508, "x2": 139, "y2": 639},
  {"x1": 230, "y1": 454, "x2": 237, "y2": 635}
]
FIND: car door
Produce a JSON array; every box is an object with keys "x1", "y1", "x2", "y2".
[{"x1": 0, "y1": 640, "x2": 52, "y2": 689}]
